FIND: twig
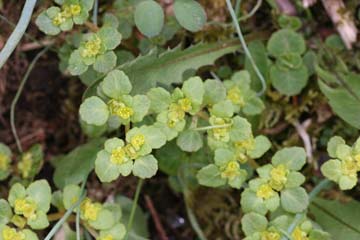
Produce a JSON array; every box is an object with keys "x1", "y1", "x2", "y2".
[
  {"x1": 293, "y1": 119, "x2": 313, "y2": 164},
  {"x1": 10, "y1": 46, "x2": 50, "y2": 153},
  {"x1": 145, "y1": 195, "x2": 168, "y2": 240},
  {"x1": 20, "y1": 40, "x2": 55, "y2": 51},
  {"x1": 0, "y1": 0, "x2": 37, "y2": 69}
]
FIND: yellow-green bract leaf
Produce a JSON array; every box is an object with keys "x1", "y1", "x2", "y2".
[
  {"x1": 272, "y1": 147, "x2": 306, "y2": 171},
  {"x1": 241, "y1": 189, "x2": 267, "y2": 215},
  {"x1": 147, "y1": 87, "x2": 171, "y2": 113},
  {"x1": 203, "y1": 79, "x2": 226, "y2": 105},
  {"x1": 196, "y1": 164, "x2": 225, "y2": 187},
  {"x1": 51, "y1": 191, "x2": 64, "y2": 211},
  {"x1": 8, "y1": 183, "x2": 26, "y2": 206},
  {"x1": 285, "y1": 172, "x2": 305, "y2": 188},
  {"x1": 0, "y1": 143, "x2": 12, "y2": 180},
  {"x1": 35, "y1": 7, "x2": 61, "y2": 36},
  {"x1": 101, "y1": 70, "x2": 132, "y2": 99},
  {"x1": 80, "y1": 96, "x2": 109, "y2": 126},
  {"x1": 68, "y1": 49, "x2": 89, "y2": 75},
  {"x1": 140, "y1": 125, "x2": 167, "y2": 149},
  {"x1": 270, "y1": 64, "x2": 308, "y2": 96},
  {"x1": 89, "y1": 208, "x2": 115, "y2": 230},
  {"x1": 63, "y1": 184, "x2": 81, "y2": 210},
  {"x1": 182, "y1": 76, "x2": 204, "y2": 106},
  {"x1": 214, "y1": 148, "x2": 235, "y2": 166},
  {"x1": 99, "y1": 223, "x2": 126, "y2": 240},
  {"x1": 211, "y1": 100, "x2": 234, "y2": 118},
  {"x1": 93, "y1": 51, "x2": 117, "y2": 73},
  {"x1": 241, "y1": 212, "x2": 268, "y2": 236},
  {"x1": 173, "y1": 0, "x2": 206, "y2": 32},
  {"x1": 27, "y1": 180, "x2": 52, "y2": 213},
  {"x1": 133, "y1": 155, "x2": 158, "y2": 179},
  {"x1": 267, "y1": 29, "x2": 306, "y2": 57},
  {"x1": 27, "y1": 211, "x2": 49, "y2": 230},
  {"x1": 132, "y1": 95, "x2": 150, "y2": 122},
  {"x1": 104, "y1": 137, "x2": 124, "y2": 152},
  {"x1": 23, "y1": 229, "x2": 39, "y2": 240},
  {"x1": 0, "y1": 199, "x2": 12, "y2": 225},
  {"x1": 327, "y1": 136, "x2": 345, "y2": 158},
  {"x1": 98, "y1": 27, "x2": 122, "y2": 50},
  {"x1": 280, "y1": 187, "x2": 309, "y2": 213},
  {"x1": 134, "y1": 0, "x2": 164, "y2": 37},
  {"x1": 176, "y1": 130, "x2": 203, "y2": 152},
  {"x1": 230, "y1": 116, "x2": 253, "y2": 142},
  {"x1": 320, "y1": 159, "x2": 341, "y2": 182},
  {"x1": 248, "y1": 135, "x2": 271, "y2": 159},
  {"x1": 95, "y1": 150, "x2": 121, "y2": 183}
]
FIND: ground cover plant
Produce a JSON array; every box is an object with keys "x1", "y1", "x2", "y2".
[{"x1": 0, "y1": 0, "x2": 360, "y2": 239}]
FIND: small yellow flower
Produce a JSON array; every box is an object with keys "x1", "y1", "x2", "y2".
[
  {"x1": 354, "y1": 153, "x2": 360, "y2": 169},
  {"x1": 227, "y1": 86, "x2": 245, "y2": 107},
  {"x1": 341, "y1": 160, "x2": 358, "y2": 178},
  {"x1": 221, "y1": 161, "x2": 240, "y2": 180},
  {"x1": 110, "y1": 147, "x2": 127, "y2": 165},
  {"x1": 2, "y1": 226, "x2": 25, "y2": 240},
  {"x1": 130, "y1": 134, "x2": 145, "y2": 151},
  {"x1": 81, "y1": 36, "x2": 102, "y2": 58},
  {"x1": 269, "y1": 164, "x2": 288, "y2": 191},
  {"x1": 292, "y1": 227, "x2": 309, "y2": 240},
  {"x1": 261, "y1": 230, "x2": 281, "y2": 240},
  {"x1": 124, "y1": 144, "x2": 138, "y2": 159},
  {"x1": 70, "y1": 4, "x2": 81, "y2": 16},
  {"x1": 52, "y1": 12, "x2": 66, "y2": 26},
  {"x1": 108, "y1": 100, "x2": 134, "y2": 120},
  {"x1": 99, "y1": 234, "x2": 114, "y2": 240},
  {"x1": 167, "y1": 103, "x2": 186, "y2": 128},
  {"x1": 0, "y1": 153, "x2": 9, "y2": 171},
  {"x1": 14, "y1": 199, "x2": 37, "y2": 220},
  {"x1": 210, "y1": 117, "x2": 230, "y2": 142},
  {"x1": 11, "y1": 215, "x2": 27, "y2": 229},
  {"x1": 17, "y1": 152, "x2": 33, "y2": 178},
  {"x1": 256, "y1": 184, "x2": 275, "y2": 199},
  {"x1": 235, "y1": 138, "x2": 255, "y2": 152},
  {"x1": 80, "y1": 198, "x2": 101, "y2": 221},
  {"x1": 178, "y1": 98, "x2": 192, "y2": 112}
]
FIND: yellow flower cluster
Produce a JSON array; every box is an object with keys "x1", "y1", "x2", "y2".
[
  {"x1": 209, "y1": 117, "x2": 231, "y2": 142},
  {"x1": 108, "y1": 99, "x2": 134, "y2": 120},
  {"x1": 220, "y1": 161, "x2": 240, "y2": 180},
  {"x1": 234, "y1": 138, "x2": 255, "y2": 163},
  {"x1": 17, "y1": 152, "x2": 33, "y2": 178},
  {"x1": 167, "y1": 98, "x2": 192, "y2": 128},
  {"x1": 81, "y1": 36, "x2": 103, "y2": 58},
  {"x1": 292, "y1": 227, "x2": 309, "y2": 240},
  {"x1": 99, "y1": 235, "x2": 113, "y2": 240},
  {"x1": 52, "y1": 4, "x2": 81, "y2": 26},
  {"x1": 227, "y1": 86, "x2": 245, "y2": 107},
  {"x1": 14, "y1": 198, "x2": 37, "y2": 221},
  {"x1": 110, "y1": 134, "x2": 146, "y2": 164},
  {"x1": 2, "y1": 226, "x2": 25, "y2": 240},
  {"x1": 0, "y1": 153, "x2": 9, "y2": 171},
  {"x1": 261, "y1": 230, "x2": 281, "y2": 240},
  {"x1": 256, "y1": 164, "x2": 289, "y2": 199},
  {"x1": 80, "y1": 198, "x2": 101, "y2": 221}
]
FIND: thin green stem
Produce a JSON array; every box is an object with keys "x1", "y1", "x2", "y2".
[
  {"x1": 92, "y1": 0, "x2": 98, "y2": 26},
  {"x1": 125, "y1": 178, "x2": 144, "y2": 240},
  {"x1": 238, "y1": 0, "x2": 263, "y2": 21},
  {"x1": 10, "y1": 46, "x2": 51, "y2": 153},
  {"x1": 225, "y1": 0, "x2": 267, "y2": 96},
  {"x1": 0, "y1": 0, "x2": 37, "y2": 69},
  {"x1": 76, "y1": 177, "x2": 88, "y2": 240},
  {"x1": 281, "y1": 179, "x2": 332, "y2": 240},
  {"x1": 44, "y1": 191, "x2": 87, "y2": 240},
  {"x1": 184, "y1": 196, "x2": 207, "y2": 240},
  {"x1": 192, "y1": 124, "x2": 232, "y2": 131}
]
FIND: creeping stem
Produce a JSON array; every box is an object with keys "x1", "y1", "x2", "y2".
[{"x1": 0, "y1": 0, "x2": 37, "y2": 69}]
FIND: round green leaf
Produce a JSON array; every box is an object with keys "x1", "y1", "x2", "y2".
[
  {"x1": 272, "y1": 147, "x2": 306, "y2": 171},
  {"x1": 98, "y1": 27, "x2": 122, "y2": 50},
  {"x1": 134, "y1": 1, "x2": 164, "y2": 37},
  {"x1": 280, "y1": 187, "x2": 309, "y2": 213},
  {"x1": 0, "y1": 199, "x2": 12, "y2": 225},
  {"x1": 140, "y1": 126, "x2": 167, "y2": 149},
  {"x1": 285, "y1": 171, "x2": 306, "y2": 188},
  {"x1": 35, "y1": 8, "x2": 61, "y2": 36},
  {"x1": 173, "y1": 0, "x2": 207, "y2": 32},
  {"x1": 79, "y1": 96, "x2": 109, "y2": 126},
  {"x1": 182, "y1": 76, "x2": 204, "y2": 106},
  {"x1": 196, "y1": 164, "x2": 225, "y2": 187},
  {"x1": 8, "y1": 183, "x2": 26, "y2": 206},
  {"x1": 211, "y1": 100, "x2": 234, "y2": 118},
  {"x1": 203, "y1": 79, "x2": 227, "y2": 105},
  {"x1": 27, "y1": 180, "x2": 52, "y2": 213},
  {"x1": 23, "y1": 229, "x2": 39, "y2": 240},
  {"x1": 214, "y1": 148, "x2": 235, "y2": 166},
  {"x1": 68, "y1": 49, "x2": 88, "y2": 75},
  {"x1": 176, "y1": 130, "x2": 203, "y2": 152},
  {"x1": 93, "y1": 51, "x2": 117, "y2": 73},
  {"x1": 241, "y1": 189, "x2": 267, "y2": 215},
  {"x1": 248, "y1": 135, "x2": 271, "y2": 159},
  {"x1": 241, "y1": 212, "x2": 268, "y2": 236},
  {"x1": 63, "y1": 184, "x2": 81, "y2": 210},
  {"x1": 133, "y1": 155, "x2": 158, "y2": 179},
  {"x1": 101, "y1": 70, "x2": 132, "y2": 98},
  {"x1": 147, "y1": 87, "x2": 171, "y2": 113},
  {"x1": 95, "y1": 150, "x2": 120, "y2": 183},
  {"x1": 267, "y1": 29, "x2": 306, "y2": 57},
  {"x1": 270, "y1": 64, "x2": 308, "y2": 96},
  {"x1": 89, "y1": 208, "x2": 115, "y2": 230},
  {"x1": 132, "y1": 95, "x2": 150, "y2": 122},
  {"x1": 27, "y1": 211, "x2": 49, "y2": 230},
  {"x1": 327, "y1": 136, "x2": 345, "y2": 158},
  {"x1": 104, "y1": 138, "x2": 124, "y2": 153}
]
